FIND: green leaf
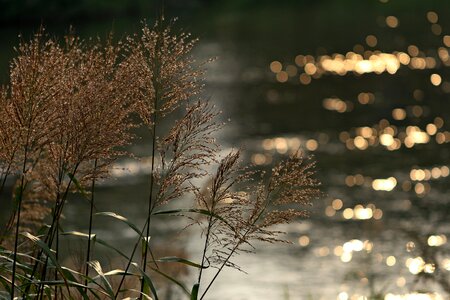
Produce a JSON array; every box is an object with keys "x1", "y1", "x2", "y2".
[
  {"x1": 13, "y1": 185, "x2": 23, "y2": 208},
  {"x1": 95, "y1": 212, "x2": 142, "y2": 236},
  {"x1": 88, "y1": 261, "x2": 115, "y2": 299},
  {"x1": 156, "y1": 256, "x2": 206, "y2": 269},
  {"x1": 120, "y1": 290, "x2": 153, "y2": 300},
  {"x1": 0, "y1": 275, "x2": 12, "y2": 294},
  {"x1": 150, "y1": 267, "x2": 189, "y2": 296},
  {"x1": 190, "y1": 283, "x2": 199, "y2": 300},
  {"x1": 67, "y1": 173, "x2": 89, "y2": 199},
  {"x1": 131, "y1": 262, "x2": 158, "y2": 300},
  {"x1": 0, "y1": 254, "x2": 33, "y2": 272},
  {"x1": 61, "y1": 231, "x2": 129, "y2": 260},
  {"x1": 141, "y1": 236, "x2": 151, "y2": 260},
  {"x1": 62, "y1": 230, "x2": 96, "y2": 240},
  {"x1": 21, "y1": 232, "x2": 89, "y2": 300}
]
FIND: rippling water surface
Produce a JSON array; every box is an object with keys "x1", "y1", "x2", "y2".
[{"x1": 1, "y1": 1, "x2": 450, "y2": 299}]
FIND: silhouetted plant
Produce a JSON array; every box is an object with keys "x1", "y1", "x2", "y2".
[{"x1": 0, "y1": 20, "x2": 321, "y2": 300}]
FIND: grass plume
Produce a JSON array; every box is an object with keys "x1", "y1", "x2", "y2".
[{"x1": 0, "y1": 20, "x2": 321, "y2": 300}]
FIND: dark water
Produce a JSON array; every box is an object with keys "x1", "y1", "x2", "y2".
[{"x1": 1, "y1": 1, "x2": 450, "y2": 299}]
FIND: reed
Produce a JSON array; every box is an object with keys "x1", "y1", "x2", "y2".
[{"x1": 0, "y1": 20, "x2": 321, "y2": 300}]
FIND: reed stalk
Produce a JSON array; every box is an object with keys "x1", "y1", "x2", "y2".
[{"x1": 85, "y1": 158, "x2": 98, "y2": 292}]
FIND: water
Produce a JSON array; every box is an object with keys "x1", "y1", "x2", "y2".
[{"x1": 1, "y1": 1, "x2": 450, "y2": 299}]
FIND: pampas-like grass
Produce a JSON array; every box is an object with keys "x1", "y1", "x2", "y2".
[{"x1": 0, "y1": 21, "x2": 321, "y2": 300}]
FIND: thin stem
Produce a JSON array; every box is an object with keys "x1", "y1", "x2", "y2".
[
  {"x1": 0, "y1": 161, "x2": 12, "y2": 196},
  {"x1": 114, "y1": 218, "x2": 149, "y2": 298},
  {"x1": 141, "y1": 105, "x2": 158, "y2": 274},
  {"x1": 25, "y1": 163, "x2": 80, "y2": 296},
  {"x1": 139, "y1": 21, "x2": 163, "y2": 299},
  {"x1": 85, "y1": 159, "x2": 98, "y2": 292},
  {"x1": 55, "y1": 222, "x2": 59, "y2": 300},
  {"x1": 200, "y1": 184, "x2": 274, "y2": 299},
  {"x1": 197, "y1": 190, "x2": 217, "y2": 286},
  {"x1": 11, "y1": 133, "x2": 31, "y2": 299},
  {"x1": 10, "y1": 179, "x2": 24, "y2": 300}
]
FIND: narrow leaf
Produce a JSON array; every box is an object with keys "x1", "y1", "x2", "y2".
[
  {"x1": 190, "y1": 284, "x2": 199, "y2": 300},
  {"x1": 131, "y1": 262, "x2": 158, "y2": 300},
  {"x1": 150, "y1": 267, "x2": 189, "y2": 296},
  {"x1": 156, "y1": 256, "x2": 205, "y2": 269},
  {"x1": 95, "y1": 212, "x2": 142, "y2": 236}
]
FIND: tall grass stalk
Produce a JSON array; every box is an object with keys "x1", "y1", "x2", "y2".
[
  {"x1": 85, "y1": 158, "x2": 98, "y2": 292},
  {"x1": 140, "y1": 26, "x2": 162, "y2": 298},
  {"x1": 0, "y1": 21, "x2": 321, "y2": 300},
  {"x1": 11, "y1": 125, "x2": 33, "y2": 299}
]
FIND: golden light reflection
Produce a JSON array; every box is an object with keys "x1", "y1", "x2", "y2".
[
  {"x1": 431, "y1": 24, "x2": 442, "y2": 36},
  {"x1": 269, "y1": 61, "x2": 282, "y2": 73},
  {"x1": 426, "y1": 123, "x2": 437, "y2": 135},
  {"x1": 286, "y1": 65, "x2": 297, "y2": 77},
  {"x1": 442, "y1": 259, "x2": 450, "y2": 271},
  {"x1": 343, "y1": 239, "x2": 364, "y2": 252},
  {"x1": 407, "y1": 45, "x2": 419, "y2": 57},
  {"x1": 427, "y1": 234, "x2": 447, "y2": 247},
  {"x1": 354, "y1": 205, "x2": 373, "y2": 219},
  {"x1": 325, "y1": 205, "x2": 336, "y2": 217},
  {"x1": 357, "y1": 92, "x2": 375, "y2": 104},
  {"x1": 340, "y1": 251, "x2": 352, "y2": 263},
  {"x1": 306, "y1": 139, "x2": 318, "y2": 151},
  {"x1": 298, "y1": 235, "x2": 310, "y2": 247},
  {"x1": 338, "y1": 292, "x2": 349, "y2": 300},
  {"x1": 304, "y1": 62, "x2": 317, "y2": 75},
  {"x1": 252, "y1": 153, "x2": 269, "y2": 165},
  {"x1": 341, "y1": 204, "x2": 383, "y2": 220},
  {"x1": 334, "y1": 246, "x2": 343, "y2": 256},
  {"x1": 332, "y1": 199, "x2": 343, "y2": 210},
  {"x1": 315, "y1": 246, "x2": 330, "y2": 257},
  {"x1": 430, "y1": 73, "x2": 442, "y2": 86},
  {"x1": 427, "y1": 11, "x2": 439, "y2": 24},
  {"x1": 323, "y1": 97, "x2": 353, "y2": 113},
  {"x1": 372, "y1": 177, "x2": 397, "y2": 191},
  {"x1": 272, "y1": 45, "x2": 444, "y2": 84},
  {"x1": 365, "y1": 35, "x2": 378, "y2": 47},
  {"x1": 396, "y1": 277, "x2": 406, "y2": 287},
  {"x1": 406, "y1": 241, "x2": 415, "y2": 252},
  {"x1": 343, "y1": 208, "x2": 354, "y2": 219},
  {"x1": 443, "y1": 35, "x2": 450, "y2": 47},
  {"x1": 386, "y1": 255, "x2": 396, "y2": 266},
  {"x1": 392, "y1": 108, "x2": 406, "y2": 120},
  {"x1": 406, "y1": 256, "x2": 425, "y2": 274},
  {"x1": 276, "y1": 71, "x2": 289, "y2": 83},
  {"x1": 410, "y1": 166, "x2": 449, "y2": 181},
  {"x1": 386, "y1": 16, "x2": 399, "y2": 28},
  {"x1": 299, "y1": 73, "x2": 312, "y2": 85}
]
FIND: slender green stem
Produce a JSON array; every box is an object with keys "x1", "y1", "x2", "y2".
[
  {"x1": 25, "y1": 163, "x2": 80, "y2": 297},
  {"x1": 0, "y1": 161, "x2": 12, "y2": 196},
  {"x1": 55, "y1": 222, "x2": 59, "y2": 300},
  {"x1": 139, "y1": 20, "x2": 163, "y2": 298},
  {"x1": 10, "y1": 180, "x2": 24, "y2": 300},
  {"x1": 140, "y1": 105, "x2": 158, "y2": 290},
  {"x1": 197, "y1": 189, "x2": 217, "y2": 286},
  {"x1": 85, "y1": 159, "x2": 98, "y2": 293},
  {"x1": 11, "y1": 129, "x2": 32, "y2": 300},
  {"x1": 200, "y1": 183, "x2": 274, "y2": 299},
  {"x1": 114, "y1": 218, "x2": 149, "y2": 298}
]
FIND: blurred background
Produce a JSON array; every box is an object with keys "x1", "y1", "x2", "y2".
[{"x1": 1, "y1": 0, "x2": 450, "y2": 299}]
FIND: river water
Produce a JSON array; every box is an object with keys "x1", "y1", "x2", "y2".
[{"x1": 1, "y1": 1, "x2": 450, "y2": 299}]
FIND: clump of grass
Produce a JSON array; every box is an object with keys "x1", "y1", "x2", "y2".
[{"x1": 0, "y1": 20, "x2": 321, "y2": 300}]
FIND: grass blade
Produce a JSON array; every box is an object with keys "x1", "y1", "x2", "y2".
[
  {"x1": 190, "y1": 283, "x2": 199, "y2": 300},
  {"x1": 95, "y1": 212, "x2": 142, "y2": 236},
  {"x1": 156, "y1": 256, "x2": 206, "y2": 269}
]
